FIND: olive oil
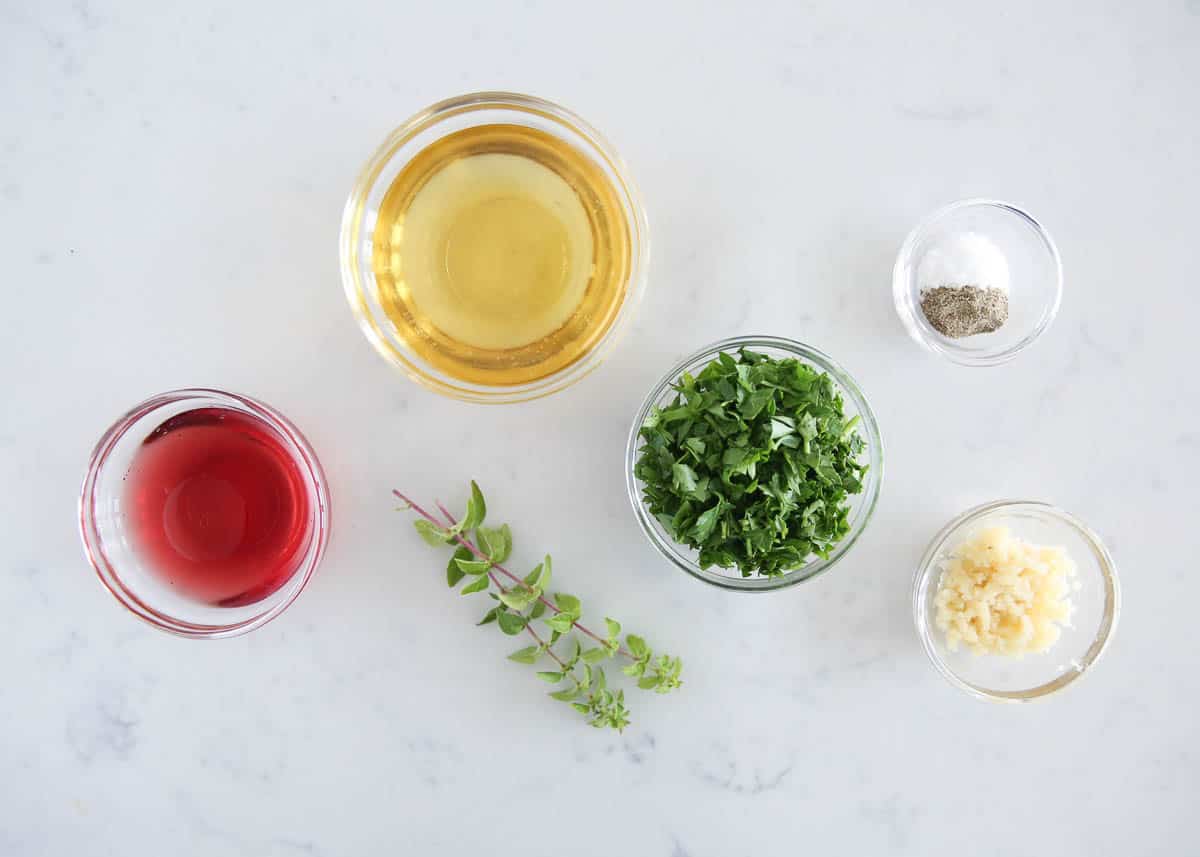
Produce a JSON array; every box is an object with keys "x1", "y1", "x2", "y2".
[{"x1": 372, "y1": 124, "x2": 631, "y2": 386}]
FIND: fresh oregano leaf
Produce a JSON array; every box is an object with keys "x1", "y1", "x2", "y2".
[
  {"x1": 415, "y1": 519, "x2": 451, "y2": 546},
  {"x1": 476, "y1": 524, "x2": 512, "y2": 563},
  {"x1": 626, "y1": 634, "x2": 649, "y2": 658},
  {"x1": 544, "y1": 612, "x2": 575, "y2": 634},
  {"x1": 477, "y1": 607, "x2": 499, "y2": 626},
  {"x1": 554, "y1": 593, "x2": 581, "y2": 615},
  {"x1": 563, "y1": 638, "x2": 582, "y2": 669},
  {"x1": 460, "y1": 575, "x2": 490, "y2": 595},
  {"x1": 507, "y1": 646, "x2": 539, "y2": 664},
  {"x1": 536, "y1": 671, "x2": 564, "y2": 684},
  {"x1": 497, "y1": 611, "x2": 528, "y2": 636},
  {"x1": 582, "y1": 647, "x2": 608, "y2": 664},
  {"x1": 447, "y1": 546, "x2": 471, "y2": 587},
  {"x1": 459, "y1": 480, "x2": 487, "y2": 531},
  {"x1": 522, "y1": 563, "x2": 544, "y2": 587},
  {"x1": 497, "y1": 587, "x2": 538, "y2": 611},
  {"x1": 454, "y1": 557, "x2": 492, "y2": 575}
]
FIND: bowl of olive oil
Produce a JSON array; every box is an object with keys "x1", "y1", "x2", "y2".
[{"x1": 341, "y1": 92, "x2": 648, "y2": 402}]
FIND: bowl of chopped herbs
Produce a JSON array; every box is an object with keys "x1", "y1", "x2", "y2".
[{"x1": 626, "y1": 336, "x2": 882, "y2": 591}]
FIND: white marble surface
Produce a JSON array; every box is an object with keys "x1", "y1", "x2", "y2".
[{"x1": 2, "y1": 1, "x2": 1197, "y2": 854}]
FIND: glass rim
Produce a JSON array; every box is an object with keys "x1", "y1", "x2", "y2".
[
  {"x1": 911, "y1": 499, "x2": 1121, "y2": 702},
  {"x1": 78, "y1": 388, "x2": 331, "y2": 639},
  {"x1": 339, "y1": 90, "x2": 650, "y2": 404},
  {"x1": 892, "y1": 198, "x2": 1064, "y2": 367},
  {"x1": 625, "y1": 335, "x2": 884, "y2": 592}
]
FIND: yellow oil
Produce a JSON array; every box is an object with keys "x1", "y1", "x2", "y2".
[{"x1": 372, "y1": 124, "x2": 632, "y2": 386}]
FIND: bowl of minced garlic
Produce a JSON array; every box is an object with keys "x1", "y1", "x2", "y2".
[
  {"x1": 934, "y1": 526, "x2": 1076, "y2": 657},
  {"x1": 913, "y1": 501, "x2": 1120, "y2": 702}
]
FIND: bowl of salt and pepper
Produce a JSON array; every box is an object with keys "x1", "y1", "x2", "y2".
[{"x1": 893, "y1": 198, "x2": 1063, "y2": 367}]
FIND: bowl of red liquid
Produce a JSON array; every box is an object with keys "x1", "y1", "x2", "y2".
[{"x1": 79, "y1": 389, "x2": 330, "y2": 638}]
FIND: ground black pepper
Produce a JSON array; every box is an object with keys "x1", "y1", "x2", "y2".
[{"x1": 920, "y1": 286, "x2": 1009, "y2": 338}]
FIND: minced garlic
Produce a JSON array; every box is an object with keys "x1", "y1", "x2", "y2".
[{"x1": 933, "y1": 526, "x2": 1076, "y2": 657}]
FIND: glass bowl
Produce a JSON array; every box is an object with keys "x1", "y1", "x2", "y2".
[
  {"x1": 625, "y1": 336, "x2": 883, "y2": 592},
  {"x1": 912, "y1": 500, "x2": 1120, "y2": 701},
  {"x1": 893, "y1": 199, "x2": 1062, "y2": 366},
  {"x1": 340, "y1": 91, "x2": 649, "y2": 404},
  {"x1": 78, "y1": 389, "x2": 331, "y2": 638}
]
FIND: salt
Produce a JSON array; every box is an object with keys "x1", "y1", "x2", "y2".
[
  {"x1": 916, "y1": 231, "x2": 1011, "y2": 338},
  {"x1": 916, "y1": 231, "x2": 1010, "y2": 294}
]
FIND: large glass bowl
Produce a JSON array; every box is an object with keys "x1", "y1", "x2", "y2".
[
  {"x1": 912, "y1": 500, "x2": 1120, "y2": 701},
  {"x1": 340, "y1": 91, "x2": 649, "y2": 404},
  {"x1": 625, "y1": 336, "x2": 883, "y2": 591}
]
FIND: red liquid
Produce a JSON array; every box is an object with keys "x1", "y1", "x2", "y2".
[{"x1": 123, "y1": 407, "x2": 311, "y2": 607}]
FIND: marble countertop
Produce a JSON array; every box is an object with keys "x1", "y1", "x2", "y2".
[{"x1": 3, "y1": 1, "x2": 1197, "y2": 854}]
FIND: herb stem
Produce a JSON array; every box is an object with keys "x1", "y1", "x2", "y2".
[
  {"x1": 521, "y1": 618, "x2": 568, "y2": 670},
  {"x1": 393, "y1": 490, "x2": 632, "y2": 659},
  {"x1": 392, "y1": 491, "x2": 447, "y2": 533}
]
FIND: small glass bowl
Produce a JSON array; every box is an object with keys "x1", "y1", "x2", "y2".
[
  {"x1": 340, "y1": 91, "x2": 649, "y2": 404},
  {"x1": 625, "y1": 336, "x2": 884, "y2": 592},
  {"x1": 78, "y1": 389, "x2": 331, "y2": 639},
  {"x1": 893, "y1": 199, "x2": 1063, "y2": 366},
  {"x1": 912, "y1": 500, "x2": 1120, "y2": 701}
]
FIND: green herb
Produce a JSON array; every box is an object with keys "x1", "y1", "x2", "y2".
[
  {"x1": 394, "y1": 482, "x2": 682, "y2": 732},
  {"x1": 634, "y1": 348, "x2": 868, "y2": 577}
]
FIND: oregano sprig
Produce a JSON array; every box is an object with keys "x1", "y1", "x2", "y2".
[{"x1": 394, "y1": 482, "x2": 683, "y2": 732}]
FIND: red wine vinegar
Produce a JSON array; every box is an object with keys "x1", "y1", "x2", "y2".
[{"x1": 122, "y1": 407, "x2": 311, "y2": 606}]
